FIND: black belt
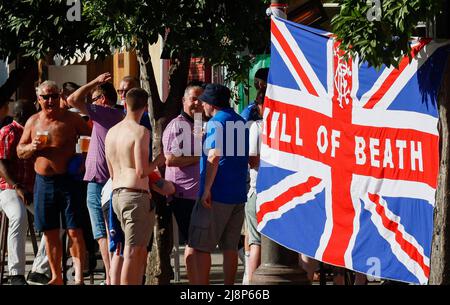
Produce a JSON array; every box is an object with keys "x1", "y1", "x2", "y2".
[{"x1": 112, "y1": 187, "x2": 149, "y2": 195}]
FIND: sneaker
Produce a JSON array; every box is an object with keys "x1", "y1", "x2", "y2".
[
  {"x1": 27, "y1": 272, "x2": 50, "y2": 285},
  {"x1": 242, "y1": 252, "x2": 250, "y2": 285},
  {"x1": 9, "y1": 275, "x2": 28, "y2": 285}
]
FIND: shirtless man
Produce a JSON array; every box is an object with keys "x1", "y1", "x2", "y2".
[
  {"x1": 17, "y1": 81, "x2": 91, "y2": 285},
  {"x1": 105, "y1": 88, "x2": 155, "y2": 285}
]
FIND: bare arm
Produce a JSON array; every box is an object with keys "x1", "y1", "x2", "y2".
[
  {"x1": 135, "y1": 128, "x2": 151, "y2": 178},
  {"x1": 153, "y1": 153, "x2": 166, "y2": 168},
  {"x1": 17, "y1": 115, "x2": 38, "y2": 159},
  {"x1": 200, "y1": 148, "x2": 220, "y2": 208},
  {"x1": 151, "y1": 178, "x2": 176, "y2": 196},
  {"x1": 248, "y1": 121, "x2": 261, "y2": 169},
  {"x1": 67, "y1": 72, "x2": 112, "y2": 115},
  {"x1": 105, "y1": 132, "x2": 114, "y2": 180},
  {"x1": 249, "y1": 155, "x2": 260, "y2": 169},
  {"x1": 165, "y1": 154, "x2": 200, "y2": 168},
  {"x1": 0, "y1": 160, "x2": 32, "y2": 205}
]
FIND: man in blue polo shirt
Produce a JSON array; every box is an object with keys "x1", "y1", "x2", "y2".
[
  {"x1": 188, "y1": 84, "x2": 249, "y2": 285},
  {"x1": 240, "y1": 68, "x2": 269, "y2": 122}
]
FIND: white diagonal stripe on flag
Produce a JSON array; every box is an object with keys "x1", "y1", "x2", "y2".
[
  {"x1": 359, "y1": 41, "x2": 450, "y2": 110},
  {"x1": 257, "y1": 173, "x2": 326, "y2": 231},
  {"x1": 272, "y1": 17, "x2": 328, "y2": 98},
  {"x1": 271, "y1": 32, "x2": 310, "y2": 93},
  {"x1": 362, "y1": 194, "x2": 429, "y2": 284}
]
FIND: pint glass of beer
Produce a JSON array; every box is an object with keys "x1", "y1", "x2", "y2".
[
  {"x1": 36, "y1": 130, "x2": 49, "y2": 145},
  {"x1": 80, "y1": 136, "x2": 90, "y2": 153}
]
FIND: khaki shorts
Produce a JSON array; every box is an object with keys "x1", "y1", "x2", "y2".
[
  {"x1": 188, "y1": 200, "x2": 245, "y2": 253},
  {"x1": 112, "y1": 190, "x2": 155, "y2": 247},
  {"x1": 245, "y1": 192, "x2": 260, "y2": 246}
]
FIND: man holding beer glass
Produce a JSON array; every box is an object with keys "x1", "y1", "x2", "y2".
[
  {"x1": 67, "y1": 73, "x2": 124, "y2": 285},
  {"x1": 17, "y1": 81, "x2": 91, "y2": 285}
]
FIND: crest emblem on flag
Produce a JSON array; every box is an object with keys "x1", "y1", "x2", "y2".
[{"x1": 256, "y1": 16, "x2": 450, "y2": 284}]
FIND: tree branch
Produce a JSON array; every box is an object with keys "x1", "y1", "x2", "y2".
[
  {"x1": 160, "y1": 52, "x2": 191, "y2": 127},
  {"x1": 137, "y1": 44, "x2": 163, "y2": 120}
]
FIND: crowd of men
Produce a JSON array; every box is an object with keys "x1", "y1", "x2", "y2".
[
  {"x1": 0, "y1": 68, "x2": 270, "y2": 286},
  {"x1": 1, "y1": 67, "x2": 368, "y2": 286}
]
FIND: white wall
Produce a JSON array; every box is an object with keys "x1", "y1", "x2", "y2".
[
  {"x1": 149, "y1": 36, "x2": 169, "y2": 102},
  {"x1": 48, "y1": 65, "x2": 87, "y2": 88}
]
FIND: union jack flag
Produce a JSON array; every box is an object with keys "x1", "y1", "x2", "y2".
[{"x1": 256, "y1": 16, "x2": 450, "y2": 284}]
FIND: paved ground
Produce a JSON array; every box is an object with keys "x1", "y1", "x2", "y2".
[
  {"x1": 2, "y1": 233, "x2": 244, "y2": 285},
  {"x1": 3, "y1": 233, "x2": 384, "y2": 285}
]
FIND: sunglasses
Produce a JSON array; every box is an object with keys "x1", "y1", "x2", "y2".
[
  {"x1": 40, "y1": 94, "x2": 60, "y2": 100},
  {"x1": 92, "y1": 95, "x2": 103, "y2": 102}
]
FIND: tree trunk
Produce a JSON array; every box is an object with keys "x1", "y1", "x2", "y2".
[
  {"x1": 159, "y1": 54, "x2": 191, "y2": 124},
  {"x1": 429, "y1": 57, "x2": 450, "y2": 285},
  {"x1": 137, "y1": 44, "x2": 163, "y2": 123},
  {"x1": 137, "y1": 44, "x2": 191, "y2": 285},
  {"x1": 145, "y1": 192, "x2": 174, "y2": 285}
]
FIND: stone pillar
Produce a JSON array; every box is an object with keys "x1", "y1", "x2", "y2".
[{"x1": 251, "y1": 236, "x2": 310, "y2": 285}]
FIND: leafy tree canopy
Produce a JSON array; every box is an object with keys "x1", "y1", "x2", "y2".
[
  {"x1": 1, "y1": 1, "x2": 446, "y2": 73},
  {"x1": 331, "y1": 0, "x2": 442, "y2": 68},
  {"x1": 0, "y1": 0, "x2": 271, "y2": 82},
  {"x1": 84, "y1": 0, "x2": 270, "y2": 82},
  {"x1": 0, "y1": 0, "x2": 93, "y2": 61}
]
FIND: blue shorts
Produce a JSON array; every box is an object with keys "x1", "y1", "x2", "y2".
[
  {"x1": 86, "y1": 182, "x2": 107, "y2": 239},
  {"x1": 106, "y1": 198, "x2": 124, "y2": 255},
  {"x1": 33, "y1": 174, "x2": 83, "y2": 232}
]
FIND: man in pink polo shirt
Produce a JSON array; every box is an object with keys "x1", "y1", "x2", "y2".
[
  {"x1": 67, "y1": 73, "x2": 124, "y2": 285},
  {"x1": 162, "y1": 83, "x2": 204, "y2": 283}
]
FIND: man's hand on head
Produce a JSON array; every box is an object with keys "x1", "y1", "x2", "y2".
[{"x1": 95, "y1": 72, "x2": 112, "y2": 85}]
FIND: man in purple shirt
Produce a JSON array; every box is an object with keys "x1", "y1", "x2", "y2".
[
  {"x1": 162, "y1": 83, "x2": 203, "y2": 283},
  {"x1": 67, "y1": 72, "x2": 124, "y2": 285}
]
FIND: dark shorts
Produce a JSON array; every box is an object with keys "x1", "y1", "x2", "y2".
[
  {"x1": 170, "y1": 197, "x2": 196, "y2": 242},
  {"x1": 34, "y1": 173, "x2": 83, "y2": 232},
  {"x1": 103, "y1": 199, "x2": 125, "y2": 255}
]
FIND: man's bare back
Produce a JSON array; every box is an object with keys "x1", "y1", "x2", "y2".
[
  {"x1": 105, "y1": 119, "x2": 151, "y2": 191},
  {"x1": 18, "y1": 110, "x2": 90, "y2": 176}
]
